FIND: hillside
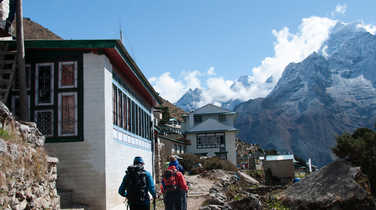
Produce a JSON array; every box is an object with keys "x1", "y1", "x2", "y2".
[
  {"x1": 234, "y1": 23, "x2": 376, "y2": 166},
  {"x1": 161, "y1": 97, "x2": 186, "y2": 122},
  {"x1": 11, "y1": 17, "x2": 62, "y2": 40}
]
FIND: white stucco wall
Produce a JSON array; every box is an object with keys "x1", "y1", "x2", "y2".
[
  {"x1": 104, "y1": 57, "x2": 153, "y2": 210},
  {"x1": 45, "y1": 53, "x2": 107, "y2": 210},
  {"x1": 185, "y1": 131, "x2": 237, "y2": 166}
]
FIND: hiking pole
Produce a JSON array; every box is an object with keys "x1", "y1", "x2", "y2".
[{"x1": 153, "y1": 197, "x2": 156, "y2": 210}]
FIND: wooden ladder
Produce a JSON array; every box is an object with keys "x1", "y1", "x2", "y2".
[{"x1": 0, "y1": 43, "x2": 17, "y2": 103}]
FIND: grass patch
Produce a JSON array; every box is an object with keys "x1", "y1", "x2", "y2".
[{"x1": 266, "y1": 199, "x2": 291, "y2": 210}]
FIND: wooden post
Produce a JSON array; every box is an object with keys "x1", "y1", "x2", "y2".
[{"x1": 16, "y1": 0, "x2": 27, "y2": 121}]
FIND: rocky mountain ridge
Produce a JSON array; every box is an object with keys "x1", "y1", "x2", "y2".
[{"x1": 234, "y1": 22, "x2": 376, "y2": 166}]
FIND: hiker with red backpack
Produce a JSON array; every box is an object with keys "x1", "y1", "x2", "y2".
[
  {"x1": 118, "y1": 157, "x2": 156, "y2": 210},
  {"x1": 161, "y1": 165, "x2": 188, "y2": 210}
]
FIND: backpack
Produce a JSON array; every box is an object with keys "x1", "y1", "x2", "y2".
[
  {"x1": 125, "y1": 165, "x2": 148, "y2": 204},
  {"x1": 163, "y1": 168, "x2": 179, "y2": 192}
]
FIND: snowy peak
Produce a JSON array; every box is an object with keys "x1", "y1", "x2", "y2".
[
  {"x1": 320, "y1": 22, "x2": 373, "y2": 58},
  {"x1": 175, "y1": 88, "x2": 203, "y2": 112}
]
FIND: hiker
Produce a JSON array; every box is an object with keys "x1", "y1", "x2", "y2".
[
  {"x1": 161, "y1": 165, "x2": 188, "y2": 210},
  {"x1": 118, "y1": 156, "x2": 156, "y2": 210},
  {"x1": 169, "y1": 155, "x2": 185, "y2": 174}
]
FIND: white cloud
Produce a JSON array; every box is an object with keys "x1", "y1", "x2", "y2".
[
  {"x1": 149, "y1": 72, "x2": 186, "y2": 103},
  {"x1": 207, "y1": 66, "x2": 216, "y2": 75},
  {"x1": 249, "y1": 16, "x2": 337, "y2": 94},
  {"x1": 331, "y1": 3, "x2": 347, "y2": 16}
]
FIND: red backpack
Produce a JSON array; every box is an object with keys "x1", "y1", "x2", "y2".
[{"x1": 163, "y1": 168, "x2": 178, "y2": 192}]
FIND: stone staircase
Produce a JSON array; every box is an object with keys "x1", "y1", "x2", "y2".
[{"x1": 0, "y1": 43, "x2": 16, "y2": 103}]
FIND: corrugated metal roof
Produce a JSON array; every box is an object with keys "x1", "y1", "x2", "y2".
[
  {"x1": 265, "y1": 155, "x2": 295, "y2": 161},
  {"x1": 186, "y1": 118, "x2": 238, "y2": 133}
]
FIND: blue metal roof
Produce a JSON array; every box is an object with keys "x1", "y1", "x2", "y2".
[{"x1": 265, "y1": 155, "x2": 295, "y2": 161}]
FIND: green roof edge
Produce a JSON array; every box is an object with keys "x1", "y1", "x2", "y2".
[{"x1": 0, "y1": 39, "x2": 162, "y2": 105}]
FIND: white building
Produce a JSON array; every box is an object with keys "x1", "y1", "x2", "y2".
[
  {"x1": 182, "y1": 104, "x2": 238, "y2": 165},
  {"x1": 3, "y1": 40, "x2": 161, "y2": 210}
]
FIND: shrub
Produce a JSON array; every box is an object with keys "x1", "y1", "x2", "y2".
[
  {"x1": 180, "y1": 154, "x2": 237, "y2": 173},
  {"x1": 180, "y1": 153, "x2": 201, "y2": 172},
  {"x1": 202, "y1": 157, "x2": 237, "y2": 171}
]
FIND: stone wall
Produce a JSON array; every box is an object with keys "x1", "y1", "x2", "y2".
[{"x1": 0, "y1": 102, "x2": 60, "y2": 209}]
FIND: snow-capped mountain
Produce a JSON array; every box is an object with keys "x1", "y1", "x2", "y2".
[
  {"x1": 175, "y1": 88, "x2": 203, "y2": 112},
  {"x1": 235, "y1": 22, "x2": 376, "y2": 166},
  {"x1": 175, "y1": 75, "x2": 255, "y2": 112}
]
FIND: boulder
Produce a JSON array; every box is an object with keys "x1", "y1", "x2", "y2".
[
  {"x1": 278, "y1": 160, "x2": 375, "y2": 210},
  {"x1": 228, "y1": 194, "x2": 263, "y2": 210}
]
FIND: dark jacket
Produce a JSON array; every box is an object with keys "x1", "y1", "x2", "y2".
[{"x1": 118, "y1": 165, "x2": 156, "y2": 204}]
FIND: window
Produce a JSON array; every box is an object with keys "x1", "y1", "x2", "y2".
[
  {"x1": 35, "y1": 63, "x2": 54, "y2": 105},
  {"x1": 35, "y1": 110, "x2": 54, "y2": 137},
  {"x1": 58, "y1": 92, "x2": 78, "y2": 136},
  {"x1": 58, "y1": 61, "x2": 77, "y2": 88},
  {"x1": 218, "y1": 114, "x2": 226, "y2": 122},
  {"x1": 33, "y1": 61, "x2": 81, "y2": 140},
  {"x1": 112, "y1": 82, "x2": 152, "y2": 140},
  {"x1": 125, "y1": 94, "x2": 128, "y2": 129},
  {"x1": 197, "y1": 133, "x2": 225, "y2": 149},
  {"x1": 113, "y1": 85, "x2": 118, "y2": 126},
  {"x1": 194, "y1": 115, "x2": 202, "y2": 124},
  {"x1": 118, "y1": 89, "x2": 123, "y2": 128}
]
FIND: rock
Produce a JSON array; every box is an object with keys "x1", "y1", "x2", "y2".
[
  {"x1": 228, "y1": 194, "x2": 263, "y2": 210},
  {"x1": 237, "y1": 171, "x2": 259, "y2": 185},
  {"x1": 278, "y1": 160, "x2": 376, "y2": 210},
  {"x1": 0, "y1": 138, "x2": 7, "y2": 153}
]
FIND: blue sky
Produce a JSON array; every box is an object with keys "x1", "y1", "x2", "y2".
[{"x1": 24, "y1": 1, "x2": 376, "y2": 103}]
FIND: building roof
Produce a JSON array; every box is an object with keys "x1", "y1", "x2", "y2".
[
  {"x1": 2, "y1": 39, "x2": 161, "y2": 106},
  {"x1": 193, "y1": 104, "x2": 235, "y2": 115},
  {"x1": 186, "y1": 118, "x2": 238, "y2": 133},
  {"x1": 265, "y1": 155, "x2": 295, "y2": 161}
]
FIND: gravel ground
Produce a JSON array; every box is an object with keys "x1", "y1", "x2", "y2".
[{"x1": 154, "y1": 174, "x2": 215, "y2": 210}]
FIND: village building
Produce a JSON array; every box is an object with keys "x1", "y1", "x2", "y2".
[
  {"x1": 263, "y1": 154, "x2": 295, "y2": 185},
  {"x1": 182, "y1": 104, "x2": 238, "y2": 165},
  {"x1": 153, "y1": 107, "x2": 188, "y2": 182},
  {"x1": 1, "y1": 39, "x2": 161, "y2": 210}
]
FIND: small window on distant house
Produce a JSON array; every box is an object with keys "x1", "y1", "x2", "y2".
[
  {"x1": 194, "y1": 115, "x2": 202, "y2": 124},
  {"x1": 219, "y1": 114, "x2": 226, "y2": 122}
]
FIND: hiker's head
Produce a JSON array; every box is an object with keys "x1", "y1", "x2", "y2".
[
  {"x1": 169, "y1": 155, "x2": 177, "y2": 162},
  {"x1": 133, "y1": 156, "x2": 144, "y2": 165}
]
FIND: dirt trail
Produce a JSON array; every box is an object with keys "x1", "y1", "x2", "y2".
[
  {"x1": 155, "y1": 174, "x2": 215, "y2": 210},
  {"x1": 186, "y1": 174, "x2": 215, "y2": 210}
]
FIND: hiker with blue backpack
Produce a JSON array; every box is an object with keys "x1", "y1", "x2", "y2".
[{"x1": 118, "y1": 156, "x2": 156, "y2": 210}]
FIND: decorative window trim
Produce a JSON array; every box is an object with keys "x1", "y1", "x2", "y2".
[
  {"x1": 58, "y1": 92, "x2": 78, "y2": 136},
  {"x1": 34, "y1": 109, "x2": 54, "y2": 137},
  {"x1": 35, "y1": 63, "x2": 54, "y2": 106},
  {"x1": 58, "y1": 61, "x2": 78, "y2": 88}
]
